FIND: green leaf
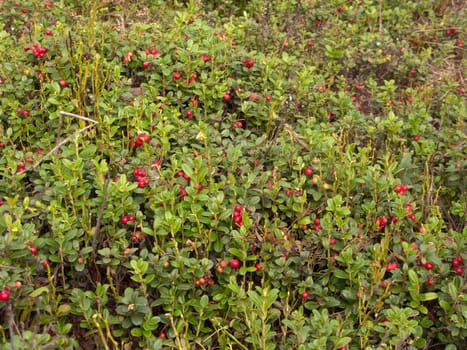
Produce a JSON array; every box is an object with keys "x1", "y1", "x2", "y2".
[
  {"x1": 29, "y1": 286, "x2": 50, "y2": 298},
  {"x1": 333, "y1": 269, "x2": 348, "y2": 279},
  {"x1": 200, "y1": 294, "x2": 209, "y2": 308},
  {"x1": 181, "y1": 163, "x2": 193, "y2": 178},
  {"x1": 419, "y1": 292, "x2": 438, "y2": 301},
  {"x1": 439, "y1": 299, "x2": 452, "y2": 311},
  {"x1": 448, "y1": 282, "x2": 457, "y2": 300},
  {"x1": 228, "y1": 247, "x2": 245, "y2": 259},
  {"x1": 131, "y1": 327, "x2": 142, "y2": 337}
]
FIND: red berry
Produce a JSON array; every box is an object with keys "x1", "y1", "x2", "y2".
[
  {"x1": 120, "y1": 216, "x2": 129, "y2": 224},
  {"x1": 223, "y1": 93, "x2": 231, "y2": 101},
  {"x1": 230, "y1": 259, "x2": 241, "y2": 269},
  {"x1": 304, "y1": 167, "x2": 313, "y2": 177},
  {"x1": 301, "y1": 291, "x2": 309, "y2": 299},
  {"x1": 42, "y1": 260, "x2": 50, "y2": 267},
  {"x1": 427, "y1": 278, "x2": 434, "y2": 286},
  {"x1": 219, "y1": 260, "x2": 228, "y2": 269},
  {"x1": 387, "y1": 262, "x2": 398, "y2": 271},
  {"x1": 45, "y1": 29, "x2": 52, "y2": 36},
  {"x1": 255, "y1": 263, "x2": 262, "y2": 271},
  {"x1": 285, "y1": 189, "x2": 292, "y2": 196},
  {"x1": 138, "y1": 133, "x2": 150, "y2": 143},
  {"x1": 329, "y1": 238, "x2": 337, "y2": 245},
  {"x1": 425, "y1": 263, "x2": 433, "y2": 270},
  {"x1": 30, "y1": 247, "x2": 38, "y2": 255},
  {"x1": 186, "y1": 110, "x2": 193, "y2": 119},
  {"x1": 455, "y1": 267, "x2": 463, "y2": 275},
  {"x1": 59, "y1": 79, "x2": 67, "y2": 87},
  {"x1": 0, "y1": 291, "x2": 10, "y2": 302},
  {"x1": 173, "y1": 72, "x2": 181, "y2": 81}
]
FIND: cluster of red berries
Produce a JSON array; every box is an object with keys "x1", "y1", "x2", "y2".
[
  {"x1": 176, "y1": 170, "x2": 191, "y2": 198},
  {"x1": 133, "y1": 133, "x2": 150, "y2": 148},
  {"x1": 176, "y1": 170, "x2": 190, "y2": 181},
  {"x1": 178, "y1": 184, "x2": 188, "y2": 198},
  {"x1": 14, "y1": 160, "x2": 26, "y2": 173},
  {"x1": 200, "y1": 54, "x2": 211, "y2": 62},
  {"x1": 17, "y1": 108, "x2": 30, "y2": 117},
  {"x1": 143, "y1": 48, "x2": 161, "y2": 56},
  {"x1": 312, "y1": 218, "x2": 322, "y2": 230},
  {"x1": 404, "y1": 203, "x2": 416, "y2": 221},
  {"x1": 446, "y1": 25, "x2": 457, "y2": 36},
  {"x1": 184, "y1": 72, "x2": 198, "y2": 84},
  {"x1": 195, "y1": 277, "x2": 215, "y2": 287},
  {"x1": 241, "y1": 57, "x2": 255, "y2": 69},
  {"x1": 375, "y1": 216, "x2": 388, "y2": 232},
  {"x1": 120, "y1": 215, "x2": 136, "y2": 225},
  {"x1": 25, "y1": 43, "x2": 47, "y2": 58},
  {"x1": 216, "y1": 259, "x2": 241, "y2": 273},
  {"x1": 394, "y1": 184, "x2": 409, "y2": 195},
  {"x1": 233, "y1": 204, "x2": 244, "y2": 226},
  {"x1": 190, "y1": 97, "x2": 200, "y2": 107},
  {"x1": 452, "y1": 256, "x2": 463, "y2": 275},
  {"x1": 132, "y1": 168, "x2": 149, "y2": 188},
  {"x1": 123, "y1": 51, "x2": 135, "y2": 63}
]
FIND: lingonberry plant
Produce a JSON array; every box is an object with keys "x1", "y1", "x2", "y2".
[{"x1": 0, "y1": 0, "x2": 465, "y2": 349}]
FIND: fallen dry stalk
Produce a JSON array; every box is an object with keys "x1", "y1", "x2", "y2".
[{"x1": 31, "y1": 111, "x2": 98, "y2": 169}]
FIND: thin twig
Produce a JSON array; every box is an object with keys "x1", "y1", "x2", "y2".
[
  {"x1": 6, "y1": 304, "x2": 16, "y2": 350},
  {"x1": 55, "y1": 113, "x2": 63, "y2": 148},
  {"x1": 283, "y1": 123, "x2": 311, "y2": 151},
  {"x1": 92, "y1": 172, "x2": 110, "y2": 254},
  {"x1": 31, "y1": 111, "x2": 98, "y2": 169}
]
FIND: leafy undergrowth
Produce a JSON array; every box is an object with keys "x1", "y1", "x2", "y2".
[{"x1": 0, "y1": 0, "x2": 466, "y2": 349}]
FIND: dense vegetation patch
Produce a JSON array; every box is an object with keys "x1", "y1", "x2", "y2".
[{"x1": 0, "y1": 0, "x2": 465, "y2": 349}]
